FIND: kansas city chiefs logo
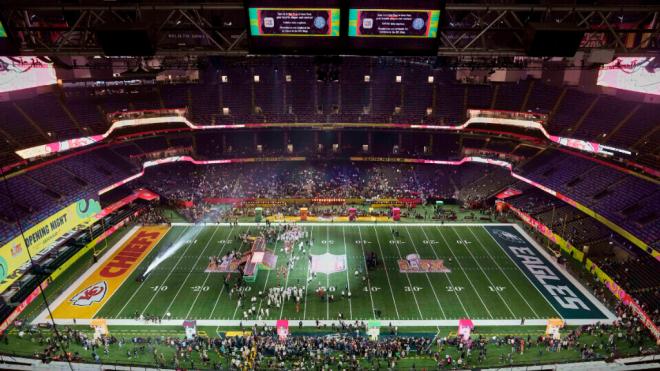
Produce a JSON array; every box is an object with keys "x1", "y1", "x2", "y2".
[
  {"x1": 70, "y1": 281, "x2": 107, "y2": 306},
  {"x1": 493, "y1": 229, "x2": 524, "y2": 243}
]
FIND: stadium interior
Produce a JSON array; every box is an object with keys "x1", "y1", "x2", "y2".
[{"x1": 0, "y1": 0, "x2": 658, "y2": 370}]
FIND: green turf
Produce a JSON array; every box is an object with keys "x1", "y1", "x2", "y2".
[{"x1": 88, "y1": 224, "x2": 608, "y2": 322}]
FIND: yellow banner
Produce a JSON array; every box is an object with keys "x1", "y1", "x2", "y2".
[
  {"x1": 52, "y1": 226, "x2": 168, "y2": 319},
  {"x1": 0, "y1": 199, "x2": 101, "y2": 293}
]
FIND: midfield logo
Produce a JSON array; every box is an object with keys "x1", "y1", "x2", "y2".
[
  {"x1": 398, "y1": 254, "x2": 451, "y2": 273},
  {"x1": 70, "y1": 281, "x2": 107, "y2": 306}
]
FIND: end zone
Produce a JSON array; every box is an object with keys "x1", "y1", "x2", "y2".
[
  {"x1": 500, "y1": 224, "x2": 616, "y2": 324},
  {"x1": 36, "y1": 225, "x2": 169, "y2": 323}
]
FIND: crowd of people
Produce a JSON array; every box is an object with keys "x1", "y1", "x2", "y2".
[
  {"x1": 139, "y1": 162, "x2": 471, "y2": 204},
  {"x1": 133, "y1": 205, "x2": 170, "y2": 225},
  {"x1": 12, "y1": 307, "x2": 658, "y2": 370}
]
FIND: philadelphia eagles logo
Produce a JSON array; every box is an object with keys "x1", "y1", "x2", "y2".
[{"x1": 493, "y1": 229, "x2": 524, "y2": 243}]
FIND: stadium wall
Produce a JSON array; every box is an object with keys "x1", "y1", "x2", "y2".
[
  {"x1": 0, "y1": 198, "x2": 101, "y2": 292},
  {"x1": 503, "y1": 203, "x2": 584, "y2": 262}
]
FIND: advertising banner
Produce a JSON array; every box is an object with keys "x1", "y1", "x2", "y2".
[
  {"x1": 0, "y1": 198, "x2": 101, "y2": 292},
  {"x1": 276, "y1": 319, "x2": 289, "y2": 341},
  {"x1": 0, "y1": 280, "x2": 48, "y2": 334},
  {"x1": 545, "y1": 318, "x2": 564, "y2": 340},
  {"x1": 495, "y1": 187, "x2": 522, "y2": 200},
  {"x1": 457, "y1": 319, "x2": 474, "y2": 342},
  {"x1": 506, "y1": 203, "x2": 584, "y2": 262}
]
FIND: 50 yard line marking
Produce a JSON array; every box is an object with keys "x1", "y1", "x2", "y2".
[
  {"x1": 185, "y1": 226, "x2": 235, "y2": 319},
  {"x1": 341, "y1": 226, "x2": 354, "y2": 319},
  {"x1": 467, "y1": 227, "x2": 540, "y2": 318},
  {"x1": 251, "y1": 235, "x2": 283, "y2": 321},
  {"x1": 303, "y1": 226, "x2": 314, "y2": 320},
  {"x1": 162, "y1": 226, "x2": 221, "y2": 317},
  {"x1": 433, "y1": 225, "x2": 493, "y2": 319},
  {"x1": 278, "y1": 226, "x2": 298, "y2": 320},
  {"x1": 325, "y1": 225, "x2": 330, "y2": 320},
  {"x1": 403, "y1": 226, "x2": 446, "y2": 319},
  {"x1": 448, "y1": 226, "x2": 516, "y2": 318}
]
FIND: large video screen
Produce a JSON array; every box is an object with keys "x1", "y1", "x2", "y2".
[
  {"x1": 246, "y1": 0, "x2": 341, "y2": 53},
  {"x1": 597, "y1": 57, "x2": 659, "y2": 96},
  {"x1": 348, "y1": 9, "x2": 439, "y2": 38},
  {"x1": 0, "y1": 57, "x2": 58, "y2": 93},
  {"x1": 346, "y1": 0, "x2": 442, "y2": 54}
]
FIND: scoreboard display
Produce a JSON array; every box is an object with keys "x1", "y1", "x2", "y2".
[
  {"x1": 346, "y1": 0, "x2": 442, "y2": 54},
  {"x1": 246, "y1": 0, "x2": 341, "y2": 53},
  {"x1": 348, "y1": 9, "x2": 439, "y2": 38},
  {"x1": 245, "y1": 0, "x2": 443, "y2": 54},
  {"x1": 249, "y1": 8, "x2": 340, "y2": 36}
]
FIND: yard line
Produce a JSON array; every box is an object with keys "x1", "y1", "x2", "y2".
[
  {"x1": 372, "y1": 225, "x2": 418, "y2": 319},
  {"x1": 448, "y1": 226, "x2": 516, "y2": 318},
  {"x1": 402, "y1": 226, "x2": 446, "y2": 319},
  {"x1": 358, "y1": 224, "x2": 392, "y2": 319},
  {"x1": 162, "y1": 226, "x2": 221, "y2": 317},
  {"x1": 137, "y1": 226, "x2": 207, "y2": 318},
  {"x1": 278, "y1": 228, "x2": 297, "y2": 320},
  {"x1": 467, "y1": 227, "x2": 540, "y2": 317},
  {"x1": 185, "y1": 226, "x2": 236, "y2": 319},
  {"x1": 210, "y1": 226, "x2": 251, "y2": 319},
  {"x1": 238, "y1": 232, "x2": 282, "y2": 321},
  {"x1": 303, "y1": 226, "x2": 314, "y2": 320},
  {"x1": 115, "y1": 226, "x2": 190, "y2": 319},
  {"x1": 325, "y1": 225, "x2": 330, "y2": 320},
  {"x1": 341, "y1": 226, "x2": 354, "y2": 319},
  {"x1": 433, "y1": 225, "x2": 493, "y2": 319},
  {"x1": 477, "y1": 226, "x2": 552, "y2": 319},
  {"x1": 417, "y1": 226, "x2": 470, "y2": 317}
]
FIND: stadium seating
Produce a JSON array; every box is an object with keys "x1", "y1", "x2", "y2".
[
  {"x1": 0, "y1": 58, "x2": 657, "y2": 302},
  {"x1": 0, "y1": 58, "x2": 653, "y2": 160}
]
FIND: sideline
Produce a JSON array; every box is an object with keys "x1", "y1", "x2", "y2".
[
  {"x1": 171, "y1": 222, "x2": 515, "y2": 227},
  {"x1": 37, "y1": 318, "x2": 612, "y2": 327}
]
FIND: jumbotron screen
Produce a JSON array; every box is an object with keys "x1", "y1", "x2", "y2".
[
  {"x1": 348, "y1": 9, "x2": 439, "y2": 38},
  {"x1": 0, "y1": 57, "x2": 57, "y2": 93},
  {"x1": 347, "y1": 0, "x2": 442, "y2": 54},
  {"x1": 597, "y1": 57, "x2": 659, "y2": 96},
  {"x1": 246, "y1": 0, "x2": 341, "y2": 53}
]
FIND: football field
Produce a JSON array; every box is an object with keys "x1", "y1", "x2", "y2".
[{"x1": 42, "y1": 223, "x2": 614, "y2": 326}]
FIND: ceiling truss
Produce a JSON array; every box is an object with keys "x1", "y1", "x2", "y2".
[{"x1": 1, "y1": 2, "x2": 658, "y2": 57}]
